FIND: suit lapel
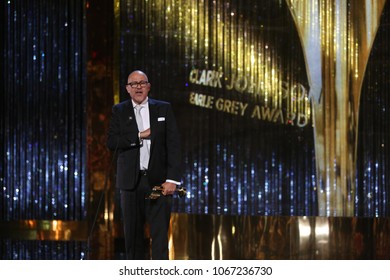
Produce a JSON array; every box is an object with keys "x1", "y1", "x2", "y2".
[{"x1": 125, "y1": 100, "x2": 137, "y2": 127}]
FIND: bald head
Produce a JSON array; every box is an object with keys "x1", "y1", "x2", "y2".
[{"x1": 125, "y1": 70, "x2": 151, "y2": 104}]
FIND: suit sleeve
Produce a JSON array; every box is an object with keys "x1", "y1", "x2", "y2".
[{"x1": 106, "y1": 104, "x2": 140, "y2": 151}]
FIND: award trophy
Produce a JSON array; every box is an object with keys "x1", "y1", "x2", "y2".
[{"x1": 147, "y1": 186, "x2": 187, "y2": 200}]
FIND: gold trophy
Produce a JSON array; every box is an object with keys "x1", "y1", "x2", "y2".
[
  {"x1": 147, "y1": 186, "x2": 187, "y2": 200},
  {"x1": 287, "y1": 0, "x2": 386, "y2": 216}
]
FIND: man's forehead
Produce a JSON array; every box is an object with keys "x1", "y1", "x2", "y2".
[{"x1": 128, "y1": 72, "x2": 147, "y2": 81}]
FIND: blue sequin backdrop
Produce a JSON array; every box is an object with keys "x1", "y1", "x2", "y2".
[{"x1": 1, "y1": 0, "x2": 87, "y2": 221}]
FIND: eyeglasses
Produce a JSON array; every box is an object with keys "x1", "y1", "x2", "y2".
[{"x1": 126, "y1": 81, "x2": 149, "y2": 88}]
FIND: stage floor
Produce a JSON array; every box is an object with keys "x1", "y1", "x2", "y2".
[{"x1": 2, "y1": 214, "x2": 390, "y2": 259}]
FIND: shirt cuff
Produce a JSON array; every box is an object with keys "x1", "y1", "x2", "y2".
[{"x1": 166, "y1": 179, "x2": 181, "y2": 186}]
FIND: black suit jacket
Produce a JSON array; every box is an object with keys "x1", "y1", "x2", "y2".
[{"x1": 107, "y1": 98, "x2": 182, "y2": 190}]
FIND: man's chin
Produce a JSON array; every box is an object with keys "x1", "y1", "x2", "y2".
[{"x1": 133, "y1": 96, "x2": 147, "y2": 103}]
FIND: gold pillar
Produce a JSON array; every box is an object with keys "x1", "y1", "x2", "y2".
[{"x1": 287, "y1": 0, "x2": 386, "y2": 216}]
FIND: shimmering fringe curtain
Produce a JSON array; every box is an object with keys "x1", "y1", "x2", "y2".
[
  {"x1": 357, "y1": 2, "x2": 390, "y2": 217},
  {"x1": 119, "y1": 0, "x2": 390, "y2": 217},
  {"x1": 1, "y1": 0, "x2": 86, "y2": 221},
  {"x1": 2, "y1": 240, "x2": 85, "y2": 260}
]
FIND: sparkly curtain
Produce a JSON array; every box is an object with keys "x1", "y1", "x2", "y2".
[
  {"x1": 118, "y1": 0, "x2": 390, "y2": 217},
  {"x1": 1, "y1": 0, "x2": 87, "y2": 221},
  {"x1": 357, "y1": 2, "x2": 390, "y2": 217}
]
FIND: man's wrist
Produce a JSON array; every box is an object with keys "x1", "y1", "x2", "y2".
[
  {"x1": 138, "y1": 132, "x2": 143, "y2": 145},
  {"x1": 166, "y1": 179, "x2": 181, "y2": 186}
]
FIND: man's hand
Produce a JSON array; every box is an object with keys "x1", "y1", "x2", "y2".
[
  {"x1": 161, "y1": 182, "x2": 176, "y2": 196},
  {"x1": 140, "y1": 128, "x2": 151, "y2": 139}
]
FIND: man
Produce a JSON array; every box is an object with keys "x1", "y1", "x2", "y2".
[{"x1": 107, "y1": 70, "x2": 182, "y2": 260}]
